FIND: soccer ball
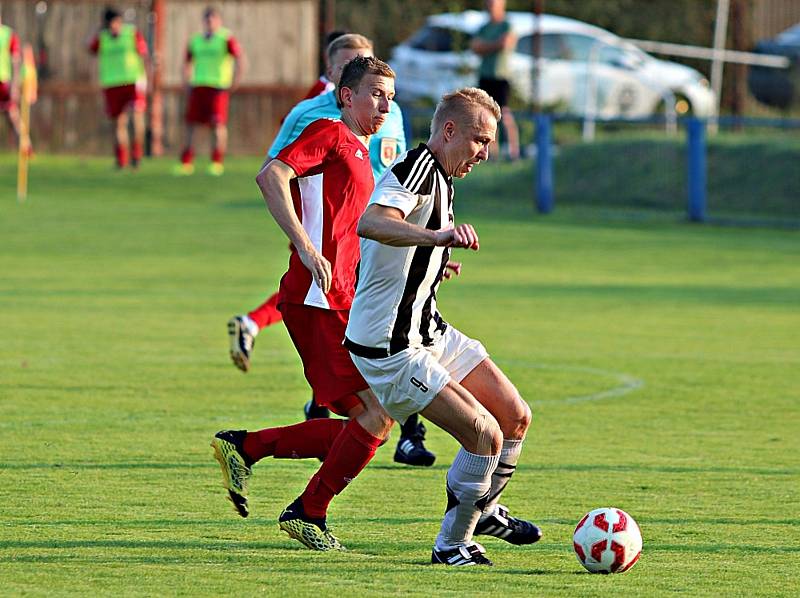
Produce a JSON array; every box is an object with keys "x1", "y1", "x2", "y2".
[{"x1": 573, "y1": 507, "x2": 642, "y2": 574}]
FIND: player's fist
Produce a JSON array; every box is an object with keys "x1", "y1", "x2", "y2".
[{"x1": 434, "y1": 224, "x2": 479, "y2": 251}]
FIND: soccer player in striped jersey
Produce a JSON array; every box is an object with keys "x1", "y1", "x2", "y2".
[
  {"x1": 212, "y1": 56, "x2": 397, "y2": 551},
  {"x1": 344, "y1": 88, "x2": 541, "y2": 566},
  {"x1": 226, "y1": 34, "x2": 435, "y2": 466}
]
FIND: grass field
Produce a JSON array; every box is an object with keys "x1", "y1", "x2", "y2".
[{"x1": 1, "y1": 155, "x2": 799, "y2": 596}]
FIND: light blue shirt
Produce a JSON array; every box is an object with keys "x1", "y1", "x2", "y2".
[{"x1": 268, "y1": 91, "x2": 406, "y2": 179}]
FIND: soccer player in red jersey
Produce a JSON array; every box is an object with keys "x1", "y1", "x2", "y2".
[
  {"x1": 212, "y1": 56, "x2": 397, "y2": 551},
  {"x1": 88, "y1": 8, "x2": 148, "y2": 169},
  {"x1": 0, "y1": 16, "x2": 23, "y2": 146},
  {"x1": 176, "y1": 7, "x2": 245, "y2": 176}
]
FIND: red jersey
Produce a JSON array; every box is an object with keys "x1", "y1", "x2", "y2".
[
  {"x1": 8, "y1": 32, "x2": 20, "y2": 56},
  {"x1": 301, "y1": 76, "x2": 335, "y2": 100},
  {"x1": 276, "y1": 118, "x2": 373, "y2": 311}
]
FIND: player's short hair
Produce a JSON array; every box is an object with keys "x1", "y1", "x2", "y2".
[
  {"x1": 104, "y1": 7, "x2": 121, "y2": 26},
  {"x1": 203, "y1": 6, "x2": 220, "y2": 19},
  {"x1": 326, "y1": 33, "x2": 373, "y2": 62},
  {"x1": 336, "y1": 55, "x2": 395, "y2": 108},
  {"x1": 430, "y1": 87, "x2": 501, "y2": 135},
  {"x1": 325, "y1": 30, "x2": 348, "y2": 47}
]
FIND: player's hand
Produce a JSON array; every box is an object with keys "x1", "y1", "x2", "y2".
[
  {"x1": 442, "y1": 260, "x2": 462, "y2": 280},
  {"x1": 435, "y1": 224, "x2": 479, "y2": 251},
  {"x1": 298, "y1": 247, "x2": 332, "y2": 294}
]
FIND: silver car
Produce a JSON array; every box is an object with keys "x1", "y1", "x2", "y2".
[{"x1": 390, "y1": 10, "x2": 716, "y2": 118}]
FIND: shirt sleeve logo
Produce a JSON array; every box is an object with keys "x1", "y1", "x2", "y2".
[
  {"x1": 355, "y1": 148, "x2": 364, "y2": 160},
  {"x1": 380, "y1": 137, "x2": 398, "y2": 167}
]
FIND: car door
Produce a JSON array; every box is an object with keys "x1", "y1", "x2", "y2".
[
  {"x1": 559, "y1": 32, "x2": 660, "y2": 118},
  {"x1": 511, "y1": 32, "x2": 576, "y2": 108}
]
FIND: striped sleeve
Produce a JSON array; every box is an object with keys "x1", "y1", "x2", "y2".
[{"x1": 390, "y1": 146, "x2": 435, "y2": 195}]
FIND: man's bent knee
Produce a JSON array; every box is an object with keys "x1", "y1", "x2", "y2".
[{"x1": 473, "y1": 408, "x2": 502, "y2": 455}]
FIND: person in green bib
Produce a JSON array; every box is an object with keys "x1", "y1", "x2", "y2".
[
  {"x1": 470, "y1": 0, "x2": 520, "y2": 161},
  {"x1": 88, "y1": 8, "x2": 149, "y2": 169},
  {"x1": 177, "y1": 6, "x2": 246, "y2": 176},
  {"x1": 0, "y1": 16, "x2": 23, "y2": 146}
]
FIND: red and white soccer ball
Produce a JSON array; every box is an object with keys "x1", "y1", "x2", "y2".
[{"x1": 573, "y1": 507, "x2": 642, "y2": 574}]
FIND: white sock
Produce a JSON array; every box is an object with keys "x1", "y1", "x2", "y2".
[
  {"x1": 241, "y1": 315, "x2": 259, "y2": 337},
  {"x1": 434, "y1": 448, "x2": 500, "y2": 551},
  {"x1": 481, "y1": 438, "x2": 524, "y2": 519}
]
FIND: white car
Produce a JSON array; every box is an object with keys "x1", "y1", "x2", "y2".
[{"x1": 390, "y1": 11, "x2": 716, "y2": 118}]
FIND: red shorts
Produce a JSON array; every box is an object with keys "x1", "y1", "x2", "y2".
[
  {"x1": 103, "y1": 83, "x2": 146, "y2": 118},
  {"x1": 185, "y1": 86, "x2": 230, "y2": 125},
  {"x1": 280, "y1": 303, "x2": 366, "y2": 417},
  {"x1": 0, "y1": 82, "x2": 15, "y2": 111}
]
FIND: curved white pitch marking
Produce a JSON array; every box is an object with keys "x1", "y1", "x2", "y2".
[{"x1": 493, "y1": 360, "x2": 645, "y2": 406}]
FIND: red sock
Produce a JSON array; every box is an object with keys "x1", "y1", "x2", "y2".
[
  {"x1": 300, "y1": 419, "x2": 383, "y2": 518},
  {"x1": 115, "y1": 144, "x2": 128, "y2": 168},
  {"x1": 131, "y1": 141, "x2": 143, "y2": 163},
  {"x1": 181, "y1": 147, "x2": 194, "y2": 165},
  {"x1": 248, "y1": 292, "x2": 283, "y2": 329},
  {"x1": 211, "y1": 147, "x2": 223, "y2": 164},
  {"x1": 242, "y1": 418, "x2": 346, "y2": 463}
]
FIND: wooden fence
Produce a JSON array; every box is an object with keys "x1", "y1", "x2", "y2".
[
  {"x1": 752, "y1": 0, "x2": 800, "y2": 40},
  {"x1": 0, "y1": 0, "x2": 319, "y2": 155}
]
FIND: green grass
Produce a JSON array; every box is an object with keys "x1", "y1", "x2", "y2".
[
  {"x1": 1, "y1": 155, "x2": 799, "y2": 596},
  {"x1": 553, "y1": 133, "x2": 800, "y2": 219}
]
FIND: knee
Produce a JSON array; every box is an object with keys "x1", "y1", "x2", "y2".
[
  {"x1": 363, "y1": 402, "x2": 394, "y2": 439},
  {"x1": 473, "y1": 410, "x2": 503, "y2": 455},
  {"x1": 499, "y1": 394, "x2": 532, "y2": 439}
]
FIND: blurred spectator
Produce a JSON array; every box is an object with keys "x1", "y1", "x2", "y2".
[
  {"x1": 0, "y1": 15, "x2": 23, "y2": 147},
  {"x1": 470, "y1": 0, "x2": 519, "y2": 160},
  {"x1": 88, "y1": 7, "x2": 149, "y2": 169},
  {"x1": 176, "y1": 6, "x2": 246, "y2": 176}
]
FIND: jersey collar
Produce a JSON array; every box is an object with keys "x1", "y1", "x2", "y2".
[{"x1": 418, "y1": 143, "x2": 451, "y2": 181}]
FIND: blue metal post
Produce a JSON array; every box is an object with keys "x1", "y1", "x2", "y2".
[
  {"x1": 686, "y1": 117, "x2": 707, "y2": 222},
  {"x1": 535, "y1": 114, "x2": 554, "y2": 214}
]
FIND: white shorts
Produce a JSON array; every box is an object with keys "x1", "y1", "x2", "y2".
[{"x1": 349, "y1": 325, "x2": 488, "y2": 424}]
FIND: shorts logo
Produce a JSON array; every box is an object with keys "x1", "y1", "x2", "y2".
[
  {"x1": 380, "y1": 137, "x2": 398, "y2": 167},
  {"x1": 410, "y1": 377, "x2": 429, "y2": 392}
]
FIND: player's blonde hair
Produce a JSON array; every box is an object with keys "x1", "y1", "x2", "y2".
[
  {"x1": 326, "y1": 33, "x2": 373, "y2": 61},
  {"x1": 430, "y1": 87, "x2": 501, "y2": 135}
]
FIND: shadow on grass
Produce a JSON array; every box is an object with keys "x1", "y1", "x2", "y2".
[
  {"x1": 2, "y1": 462, "x2": 796, "y2": 476},
  {"x1": 7, "y1": 515, "x2": 797, "y2": 529},
  {"x1": 3, "y1": 538, "x2": 797, "y2": 555}
]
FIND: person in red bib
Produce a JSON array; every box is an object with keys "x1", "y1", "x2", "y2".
[
  {"x1": 0, "y1": 16, "x2": 23, "y2": 146},
  {"x1": 177, "y1": 6, "x2": 245, "y2": 176},
  {"x1": 88, "y1": 8, "x2": 148, "y2": 169},
  {"x1": 211, "y1": 56, "x2": 397, "y2": 551}
]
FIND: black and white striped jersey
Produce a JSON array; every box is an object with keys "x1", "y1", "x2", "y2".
[{"x1": 345, "y1": 143, "x2": 454, "y2": 358}]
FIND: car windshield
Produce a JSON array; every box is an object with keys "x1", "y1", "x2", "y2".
[{"x1": 406, "y1": 25, "x2": 473, "y2": 53}]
